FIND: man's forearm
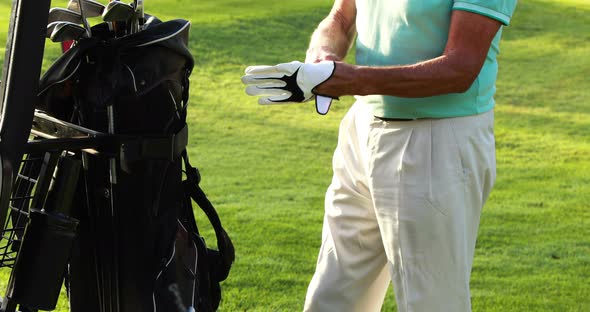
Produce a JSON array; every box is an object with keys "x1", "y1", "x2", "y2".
[
  {"x1": 307, "y1": 20, "x2": 354, "y2": 61},
  {"x1": 306, "y1": 5, "x2": 356, "y2": 63},
  {"x1": 327, "y1": 54, "x2": 479, "y2": 98}
]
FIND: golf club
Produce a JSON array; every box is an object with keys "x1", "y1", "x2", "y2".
[
  {"x1": 103, "y1": 0, "x2": 135, "y2": 36},
  {"x1": 138, "y1": 0, "x2": 145, "y2": 31},
  {"x1": 130, "y1": 0, "x2": 144, "y2": 34},
  {"x1": 102, "y1": 3, "x2": 123, "y2": 310},
  {"x1": 48, "y1": 8, "x2": 84, "y2": 25},
  {"x1": 103, "y1": 1, "x2": 135, "y2": 22},
  {"x1": 47, "y1": 21, "x2": 63, "y2": 38},
  {"x1": 67, "y1": 0, "x2": 105, "y2": 18},
  {"x1": 68, "y1": 0, "x2": 108, "y2": 37},
  {"x1": 66, "y1": 0, "x2": 99, "y2": 38},
  {"x1": 49, "y1": 22, "x2": 87, "y2": 42}
]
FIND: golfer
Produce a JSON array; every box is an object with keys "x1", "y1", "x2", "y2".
[{"x1": 242, "y1": 0, "x2": 517, "y2": 311}]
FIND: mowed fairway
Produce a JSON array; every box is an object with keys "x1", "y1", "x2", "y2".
[{"x1": 0, "y1": 0, "x2": 588, "y2": 311}]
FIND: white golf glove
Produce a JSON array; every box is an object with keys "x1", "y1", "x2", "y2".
[{"x1": 241, "y1": 61, "x2": 337, "y2": 115}]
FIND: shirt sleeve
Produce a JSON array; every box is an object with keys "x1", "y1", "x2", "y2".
[{"x1": 453, "y1": 0, "x2": 518, "y2": 26}]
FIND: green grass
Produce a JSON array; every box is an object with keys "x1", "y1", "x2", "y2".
[{"x1": 1, "y1": 0, "x2": 589, "y2": 311}]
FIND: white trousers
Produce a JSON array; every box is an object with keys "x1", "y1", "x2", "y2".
[{"x1": 304, "y1": 102, "x2": 496, "y2": 312}]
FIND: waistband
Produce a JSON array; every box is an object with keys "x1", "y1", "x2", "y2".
[{"x1": 375, "y1": 116, "x2": 417, "y2": 122}]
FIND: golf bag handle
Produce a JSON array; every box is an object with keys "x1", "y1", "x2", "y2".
[{"x1": 182, "y1": 152, "x2": 235, "y2": 281}]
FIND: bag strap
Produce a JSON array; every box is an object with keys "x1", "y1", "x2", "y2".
[
  {"x1": 121, "y1": 124, "x2": 189, "y2": 163},
  {"x1": 181, "y1": 151, "x2": 235, "y2": 281}
]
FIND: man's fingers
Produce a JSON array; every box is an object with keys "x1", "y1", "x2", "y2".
[
  {"x1": 245, "y1": 85, "x2": 288, "y2": 97},
  {"x1": 241, "y1": 74, "x2": 286, "y2": 85},
  {"x1": 245, "y1": 61, "x2": 301, "y2": 75},
  {"x1": 244, "y1": 65, "x2": 272, "y2": 74},
  {"x1": 259, "y1": 93, "x2": 293, "y2": 105},
  {"x1": 244, "y1": 64, "x2": 284, "y2": 75}
]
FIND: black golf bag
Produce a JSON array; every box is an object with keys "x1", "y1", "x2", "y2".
[{"x1": 34, "y1": 18, "x2": 234, "y2": 312}]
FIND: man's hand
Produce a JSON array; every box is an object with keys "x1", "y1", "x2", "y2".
[{"x1": 241, "y1": 61, "x2": 337, "y2": 114}]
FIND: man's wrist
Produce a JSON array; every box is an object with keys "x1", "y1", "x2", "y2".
[{"x1": 313, "y1": 62, "x2": 358, "y2": 98}]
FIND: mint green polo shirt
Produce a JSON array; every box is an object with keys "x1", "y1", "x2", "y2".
[{"x1": 355, "y1": 0, "x2": 517, "y2": 119}]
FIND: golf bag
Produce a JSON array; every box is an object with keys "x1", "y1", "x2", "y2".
[{"x1": 37, "y1": 18, "x2": 234, "y2": 312}]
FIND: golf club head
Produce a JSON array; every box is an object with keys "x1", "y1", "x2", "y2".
[
  {"x1": 47, "y1": 21, "x2": 82, "y2": 38},
  {"x1": 47, "y1": 21, "x2": 60, "y2": 38},
  {"x1": 67, "y1": 0, "x2": 105, "y2": 18},
  {"x1": 49, "y1": 22, "x2": 87, "y2": 43},
  {"x1": 103, "y1": 1, "x2": 135, "y2": 22},
  {"x1": 48, "y1": 8, "x2": 83, "y2": 25}
]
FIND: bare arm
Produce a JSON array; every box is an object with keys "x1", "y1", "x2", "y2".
[
  {"x1": 314, "y1": 10, "x2": 503, "y2": 98},
  {"x1": 305, "y1": 0, "x2": 357, "y2": 63}
]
